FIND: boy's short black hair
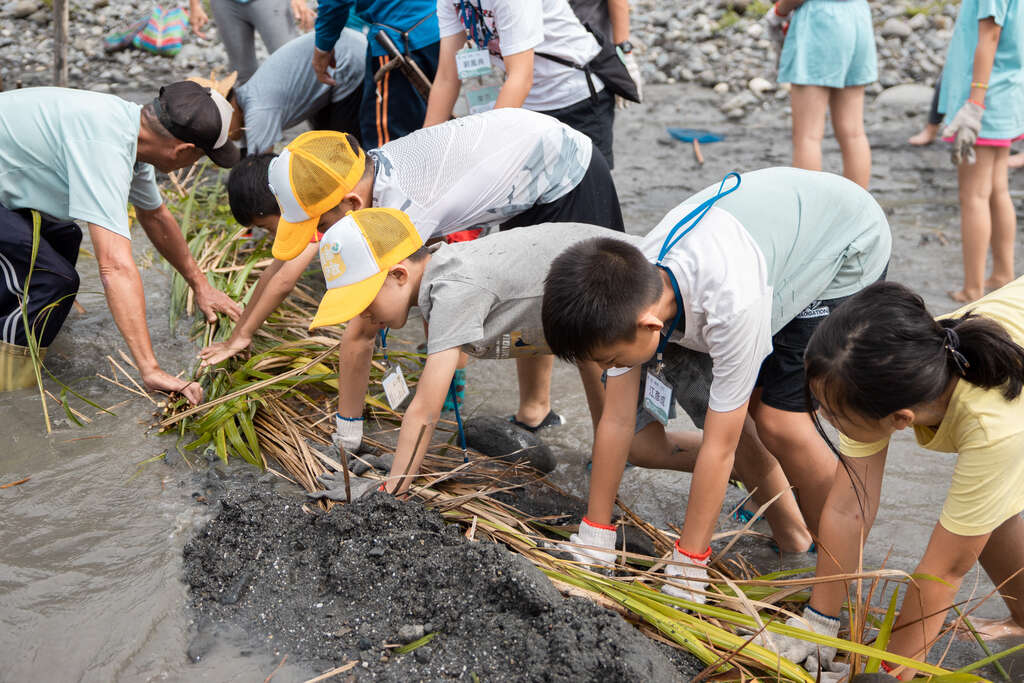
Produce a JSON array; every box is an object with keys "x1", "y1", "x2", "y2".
[
  {"x1": 226, "y1": 153, "x2": 278, "y2": 226},
  {"x1": 542, "y1": 237, "x2": 662, "y2": 363}
]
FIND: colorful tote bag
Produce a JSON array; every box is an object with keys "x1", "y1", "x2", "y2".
[{"x1": 132, "y1": 6, "x2": 189, "y2": 56}]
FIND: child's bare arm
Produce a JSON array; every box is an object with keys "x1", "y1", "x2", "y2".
[
  {"x1": 585, "y1": 368, "x2": 643, "y2": 526},
  {"x1": 199, "y1": 242, "x2": 318, "y2": 365},
  {"x1": 383, "y1": 347, "x2": 462, "y2": 494},
  {"x1": 970, "y1": 18, "x2": 1002, "y2": 106},
  {"x1": 494, "y1": 50, "x2": 534, "y2": 109},
  {"x1": 423, "y1": 33, "x2": 467, "y2": 127},
  {"x1": 675, "y1": 402, "x2": 748, "y2": 554}
]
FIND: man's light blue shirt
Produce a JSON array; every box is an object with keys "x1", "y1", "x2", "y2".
[{"x1": 0, "y1": 88, "x2": 163, "y2": 239}]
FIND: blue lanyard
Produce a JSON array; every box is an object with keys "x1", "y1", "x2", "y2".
[
  {"x1": 654, "y1": 172, "x2": 742, "y2": 363},
  {"x1": 458, "y1": 0, "x2": 492, "y2": 47},
  {"x1": 379, "y1": 328, "x2": 390, "y2": 364},
  {"x1": 656, "y1": 172, "x2": 741, "y2": 264},
  {"x1": 655, "y1": 265, "x2": 684, "y2": 362}
]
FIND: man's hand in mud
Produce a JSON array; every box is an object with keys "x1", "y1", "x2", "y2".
[
  {"x1": 199, "y1": 336, "x2": 252, "y2": 367},
  {"x1": 193, "y1": 282, "x2": 242, "y2": 324},
  {"x1": 143, "y1": 369, "x2": 203, "y2": 405}
]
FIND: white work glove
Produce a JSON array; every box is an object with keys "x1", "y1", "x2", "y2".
[
  {"x1": 662, "y1": 542, "x2": 711, "y2": 604},
  {"x1": 562, "y1": 517, "x2": 618, "y2": 568},
  {"x1": 617, "y1": 51, "x2": 643, "y2": 108},
  {"x1": 943, "y1": 100, "x2": 984, "y2": 165},
  {"x1": 762, "y1": 3, "x2": 789, "y2": 60},
  {"x1": 333, "y1": 414, "x2": 364, "y2": 454},
  {"x1": 760, "y1": 605, "x2": 842, "y2": 673}
]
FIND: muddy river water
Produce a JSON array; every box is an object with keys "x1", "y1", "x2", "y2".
[{"x1": 2, "y1": 84, "x2": 1023, "y2": 681}]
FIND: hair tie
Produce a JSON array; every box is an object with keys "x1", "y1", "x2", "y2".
[{"x1": 944, "y1": 328, "x2": 970, "y2": 376}]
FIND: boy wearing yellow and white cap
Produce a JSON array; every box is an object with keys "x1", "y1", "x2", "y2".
[
  {"x1": 204, "y1": 107, "x2": 623, "y2": 454},
  {"x1": 309, "y1": 208, "x2": 636, "y2": 494}
]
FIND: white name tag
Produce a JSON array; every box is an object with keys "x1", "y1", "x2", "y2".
[
  {"x1": 643, "y1": 370, "x2": 673, "y2": 425},
  {"x1": 382, "y1": 365, "x2": 410, "y2": 410},
  {"x1": 455, "y1": 47, "x2": 492, "y2": 79},
  {"x1": 465, "y1": 84, "x2": 500, "y2": 114}
]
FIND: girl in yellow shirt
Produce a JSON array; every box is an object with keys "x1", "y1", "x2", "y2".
[{"x1": 770, "y1": 277, "x2": 1024, "y2": 680}]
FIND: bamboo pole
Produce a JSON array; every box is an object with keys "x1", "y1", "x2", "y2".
[{"x1": 53, "y1": 0, "x2": 69, "y2": 87}]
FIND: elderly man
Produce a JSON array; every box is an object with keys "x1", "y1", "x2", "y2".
[{"x1": 0, "y1": 81, "x2": 242, "y2": 403}]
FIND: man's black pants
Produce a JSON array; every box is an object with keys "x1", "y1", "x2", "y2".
[{"x1": 0, "y1": 203, "x2": 81, "y2": 347}]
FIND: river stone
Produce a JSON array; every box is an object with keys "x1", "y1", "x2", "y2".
[
  {"x1": 748, "y1": 76, "x2": 773, "y2": 95},
  {"x1": 7, "y1": 0, "x2": 39, "y2": 17},
  {"x1": 880, "y1": 17, "x2": 912, "y2": 38},
  {"x1": 873, "y1": 83, "x2": 934, "y2": 114},
  {"x1": 463, "y1": 415, "x2": 556, "y2": 473}
]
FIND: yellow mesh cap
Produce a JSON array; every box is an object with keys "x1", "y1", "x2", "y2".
[
  {"x1": 310, "y1": 208, "x2": 423, "y2": 329},
  {"x1": 355, "y1": 207, "x2": 422, "y2": 269},
  {"x1": 270, "y1": 131, "x2": 367, "y2": 260},
  {"x1": 288, "y1": 130, "x2": 365, "y2": 214}
]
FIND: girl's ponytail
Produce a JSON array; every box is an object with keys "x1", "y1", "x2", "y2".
[{"x1": 940, "y1": 314, "x2": 1024, "y2": 400}]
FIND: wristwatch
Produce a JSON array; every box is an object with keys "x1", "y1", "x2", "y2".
[{"x1": 616, "y1": 40, "x2": 633, "y2": 54}]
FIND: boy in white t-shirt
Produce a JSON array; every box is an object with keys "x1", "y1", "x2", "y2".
[
  {"x1": 541, "y1": 167, "x2": 891, "y2": 603},
  {"x1": 424, "y1": 0, "x2": 617, "y2": 167},
  {"x1": 204, "y1": 108, "x2": 623, "y2": 449}
]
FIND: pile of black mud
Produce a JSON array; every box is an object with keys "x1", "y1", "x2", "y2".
[{"x1": 184, "y1": 486, "x2": 701, "y2": 681}]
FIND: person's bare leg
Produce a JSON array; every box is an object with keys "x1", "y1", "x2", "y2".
[
  {"x1": 577, "y1": 360, "x2": 606, "y2": 432},
  {"x1": 514, "y1": 355, "x2": 554, "y2": 427},
  {"x1": 731, "y1": 416, "x2": 814, "y2": 552},
  {"x1": 1008, "y1": 152, "x2": 1024, "y2": 169},
  {"x1": 749, "y1": 403, "x2": 836, "y2": 537},
  {"x1": 830, "y1": 85, "x2": 871, "y2": 189},
  {"x1": 909, "y1": 123, "x2": 939, "y2": 146},
  {"x1": 952, "y1": 147, "x2": 997, "y2": 303},
  {"x1": 986, "y1": 147, "x2": 1015, "y2": 292},
  {"x1": 626, "y1": 421, "x2": 702, "y2": 472},
  {"x1": 790, "y1": 85, "x2": 831, "y2": 172},
  {"x1": 964, "y1": 514, "x2": 1024, "y2": 640}
]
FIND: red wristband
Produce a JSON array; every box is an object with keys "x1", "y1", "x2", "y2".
[
  {"x1": 378, "y1": 483, "x2": 388, "y2": 492},
  {"x1": 879, "y1": 661, "x2": 900, "y2": 677},
  {"x1": 582, "y1": 516, "x2": 617, "y2": 531},
  {"x1": 968, "y1": 98, "x2": 986, "y2": 109},
  {"x1": 674, "y1": 540, "x2": 712, "y2": 561}
]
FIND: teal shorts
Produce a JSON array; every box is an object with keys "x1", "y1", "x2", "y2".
[{"x1": 779, "y1": 0, "x2": 878, "y2": 88}]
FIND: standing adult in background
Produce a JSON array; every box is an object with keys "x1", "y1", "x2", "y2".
[
  {"x1": 424, "y1": 0, "x2": 618, "y2": 167},
  {"x1": 764, "y1": 0, "x2": 877, "y2": 189},
  {"x1": 312, "y1": 1, "x2": 440, "y2": 149},
  {"x1": 188, "y1": 0, "x2": 315, "y2": 83},
  {"x1": 0, "y1": 83, "x2": 242, "y2": 401},
  {"x1": 193, "y1": 28, "x2": 367, "y2": 156},
  {"x1": 568, "y1": 0, "x2": 643, "y2": 108}
]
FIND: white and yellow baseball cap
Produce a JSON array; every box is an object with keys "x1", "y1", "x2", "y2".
[
  {"x1": 310, "y1": 208, "x2": 423, "y2": 329},
  {"x1": 268, "y1": 130, "x2": 366, "y2": 261}
]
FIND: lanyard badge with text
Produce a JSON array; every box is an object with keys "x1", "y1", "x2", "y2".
[
  {"x1": 379, "y1": 328, "x2": 410, "y2": 410},
  {"x1": 643, "y1": 172, "x2": 741, "y2": 424},
  {"x1": 455, "y1": 0, "x2": 493, "y2": 79}
]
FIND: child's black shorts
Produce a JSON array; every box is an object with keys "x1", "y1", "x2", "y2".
[
  {"x1": 499, "y1": 144, "x2": 624, "y2": 233},
  {"x1": 627, "y1": 290, "x2": 875, "y2": 434}
]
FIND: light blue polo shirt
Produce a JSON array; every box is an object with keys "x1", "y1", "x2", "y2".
[
  {"x1": 940, "y1": 0, "x2": 1024, "y2": 139},
  {"x1": 0, "y1": 88, "x2": 164, "y2": 239}
]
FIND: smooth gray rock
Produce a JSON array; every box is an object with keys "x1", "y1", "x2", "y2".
[
  {"x1": 8, "y1": 0, "x2": 39, "y2": 17},
  {"x1": 463, "y1": 415, "x2": 556, "y2": 473},
  {"x1": 881, "y1": 17, "x2": 912, "y2": 38},
  {"x1": 873, "y1": 83, "x2": 934, "y2": 113}
]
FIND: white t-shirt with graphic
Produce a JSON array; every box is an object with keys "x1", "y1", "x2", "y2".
[
  {"x1": 369, "y1": 108, "x2": 592, "y2": 239},
  {"x1": 437, "y1": 0, "x2": 603, "y2": 111}
]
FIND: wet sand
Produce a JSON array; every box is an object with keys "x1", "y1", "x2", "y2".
[{"x1": 1, "y1": 82, "x2": 1023, "y2": 680}]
